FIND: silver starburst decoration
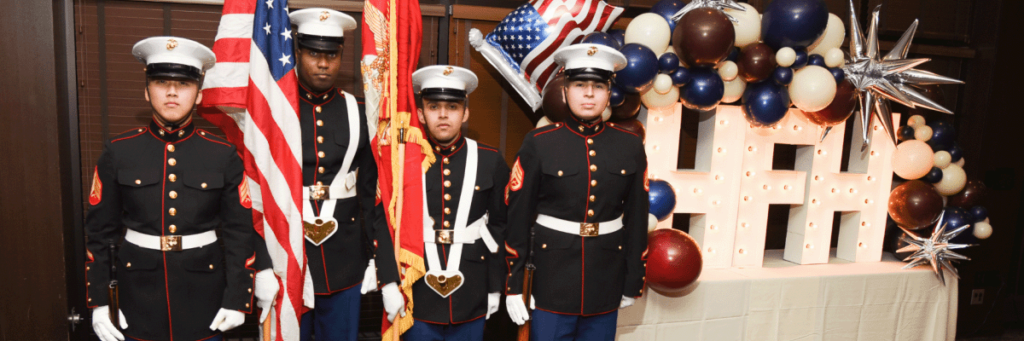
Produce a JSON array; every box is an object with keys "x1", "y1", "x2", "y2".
[
  {"x1": 841, "y1": 0, "x2": 964, "y2": 149},
  {"x1": 897, "y1": 212, "x2": 974, "y2": 285},
  {"x1": 670, "y1": 0, "x2": 746, "y2": 22}
]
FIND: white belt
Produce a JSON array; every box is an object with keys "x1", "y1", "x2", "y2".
[
  {"x1": 301, "y1": 171, "x2": 357, "y2": 201},
  {"x1": 125, "y1": 229, "x2": 217, "y2": 251},
  {"x1": 536, "y1": 214, "x2": 623, "y2": 237},
  {"x1": 429, "y1": 216, "x2": 499, "y2": 253}
]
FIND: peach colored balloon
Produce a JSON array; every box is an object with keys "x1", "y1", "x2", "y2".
[{"x1": 892, "y1": 140, "x2": 934, "y2": 180}]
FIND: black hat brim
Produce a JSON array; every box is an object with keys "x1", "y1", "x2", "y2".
[
  {"x1": 420, "y1": 88, "x2": 467, "y2": 102},
  {"x1": 146, "y1": 63, "x2": 203, "y2": 81},
  {"x1": 564, "y1": 68, "x2": 614, "y2": 82},
  {"x1": 297, "y1": 34, "x2": 344, "y2": 52}
]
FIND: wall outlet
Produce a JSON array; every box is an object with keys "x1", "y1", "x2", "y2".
[{"x1": 972, "y1": 289, "x2": 985, "y2": 305}]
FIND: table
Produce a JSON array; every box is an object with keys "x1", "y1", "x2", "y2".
[{"x1": 616, "y1": 250, "x2": 958, "y2": 340}]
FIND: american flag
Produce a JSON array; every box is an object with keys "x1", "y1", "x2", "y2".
[
  {"x1": 199, "y1": 0, "x2": 308, "y2": 340},
  {"x1": 484, "y1": 0, "x2": 622, "y2": 94}
]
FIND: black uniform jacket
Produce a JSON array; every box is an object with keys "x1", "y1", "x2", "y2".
[
  {"x1": 84, "y1": 119, "x2": 256, "y2": 341},
  {"x1": 411, "y1": 136, "x2": 509, "y2": 324},
  {"x1": 505, "y1": 115, "x2": 649, "y2": 316},
  {"x1": 298, "y1": 84, "x2": 395, "y2": 294}
]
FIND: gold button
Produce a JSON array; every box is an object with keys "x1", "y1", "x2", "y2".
[
  {"x1": 351, "y1": 217, "x2": 356, "y2": 221},
  {"x1": 318, "y1": 167, "x2": 325, "y2": 174},
  {"x1": 588, "y1": 209, "x2": 595, "y2": 217},
  {"x1": 86, "y1": 266, "x2": 90, "y2": 271},
  {"x1": 169, "y1": 225, "x2": 177, "y2": 233},
  {"x1": 444, "y1": 180, "x2": 451, "y2": 188},
  {"x1": 169, "y1": 208, "x2": 177, "y2": 216},
  {"x1": 619, "y1": 246, "x2": 623, "y2": 250},
  {"x1": 315, "y1": 106, "x2": 322, "y2": 113},
  {"x1": 444, "y1": 194, "x2": 451, "y2": 201},
  {"x1": 542, "y1": 244, "x2": 547, "y2": 249},
  {"x1": 317, "y1": 136, "x2": 324, "y2": 143},
  {"x1": 167, "y1": 144, "x2": 175, "y2": 152},
  {"x1": 248, "y1": 288, "x2": 253, "y2": 293},
  {"x1": 475, "y1": 186, "x2": 480, "y2": 191},
  {"x1": 168, "y1": 158, "x2": 177, "y2": 166},
  {"x1": 201, "y1": 182, "x2": 208, "y2": 189},
  {"x1": 318, "y1": 151, "x2": 325, "y2": 158},
  {"x1": 481, "y1": 256, "x2": 486, "y2": 260},
  {"x1": 87, "y1": 282, "x2": 90, "y2": 286},
  {"x1": 135, "y1": 179, "x2": 141, "y2": 185},
  {"x1": 590, "y1": 165, "x2": 597, "y2": 172},
  {"x1": 126, "y1": 262, "x2": 131, "y2": 268},
  {"x1": 209, "y1": 264, "x2": 214, "y2": 270},
  {"x1": 443, "y1": 169, "x2": 450, "y2": 176},
  {"x1": 317, "y1": 120, "x2": 323, "y2": 126},
  {"x1": 591, "y1": 180, "x2": 597, "y2": 187},
  {"x1": 88, "y1": 298, "x2": 92, "y2": 302},
  {"x1": 621, "y1": 169, "x2": 627, "y2": 175},
  {"x1": 589, "y1": 150, "x2": 596, "y2": 157},
  {"x1": 587, "y1": 138, "x2": 594, "y2": 145},
  {"x1": 168, "y1": 174, "x2": 177, "y2": 182},
  {"x1": 443, "y1": 221, "x2": 451, "y2": 228},
  {"x1": 169, "y1": 191, "x2": 177, "y2": 199},
  {"x1": 250, "y1": 273, "x2": 254, "y2": 278},
  {"x1": 589, "y1": 195, "x2": 595, "y2": 202},
  {"x1": 444, "y1": 207, "x2": 451, "y2": 214},
  {"x1": 557, "y1": 170, "x2": 563, "y2": 176},
  {"x1": 246, "y1": 303, "x2": 250, "y2": 308},
  {"x1": 443, "y1": 157, "x2": 450, "y2": 164}
]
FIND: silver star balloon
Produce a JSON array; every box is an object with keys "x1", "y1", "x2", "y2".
[
  {"x1": 842, "y1": 1, "x2": 964, "y2": 150},
  {"x1": 897, "y1": 211, "x2": 974, "y2": 285},
  {"x1": 670, "y1": 0, "x2": 746, "y2": 23}
]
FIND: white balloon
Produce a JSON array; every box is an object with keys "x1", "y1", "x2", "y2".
[
  {"x1": 641, "y1": 84, "x2": 680, "y2": 110},
  {"x1": 535, "y1": 116, "x2": 552, "y2": 128},
  {"x1": 954, "y1": 158, "x2": 965, "y2": 167},
  {"x1": 824, "y1": 48, "x2": 845, "y2": 68},
  {"x1": 933, "y1": 151, "x2": 952, "y2": 169},
  {"x1": 601, "y1": 107, "x2": 612, "y2": 122},
  {"x1": 726, "y1": 3, "x2": 761, "y2": 48},
  {"x1": 722, "y1": 77, "x2": 746, "y2": 103},
  {"x1": 776, "y1": 47, "x2": 796, "y2": 68},
  {"x1": 808, "y1": 13, "x2": 846, "y2": 56},
  {"x1": 653, "y1": 74, "x2": 674, "y2": 94},
  {"x1": 625, "y1": 13, "x2": 672, "y2": 54},
  {"x1": 647, "y1": 214, "x2": 659, "y2": 233},
  {"x1": 914, "y1": 125, "x2": 933, "y2": 141},
  {"x1": 973, "y1": 221, "x2": 992, "y2": 239},
  {"x1": 907, "y1": 115, "x2": 927, "y2": 127},
  {"x1": 718, "y1": 60, "x2": 739, "y2": 82},
  {"x1": 934, "y1": 163, "x2": 967, "y2": 196},
  {"x1": 789, "y1": 65, "x2": 837, "y2": 112},
  {"x1": 662, "y1": 45, "x2": 679, "y2": 58}
]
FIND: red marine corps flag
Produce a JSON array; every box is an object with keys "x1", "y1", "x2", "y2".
[{"x1": 361, "y1": 0, "x2": 430, "y2": 339}]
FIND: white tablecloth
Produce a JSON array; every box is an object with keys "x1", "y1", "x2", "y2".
[{"x1": 616, "y1": 250, "x2": 957, "y2": 341}]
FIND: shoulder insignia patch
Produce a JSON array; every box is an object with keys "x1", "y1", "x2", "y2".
[
  {"x1": 505, "y1": 157, "x2": 524, "y2": 204},
  {"x1": 89, "y1": 166, "x2": 102, "y2": 205},
  {"x1": 239, "y1": 178, "x2": 252, "y2": 209},
  {"x1": 644, "y1": 167, "x2": 649, "y2": 192}
]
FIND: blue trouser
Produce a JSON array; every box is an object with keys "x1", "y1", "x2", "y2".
[
  {"x1": 531, "y1": 309, "x2": 618, "y2": 341},
  {"x1": 127, "y1": 335, "x2": 222, "y2": 341},
  {"x1": 300, "y1": 284, "x2": 362, "y2": 341},
  {"x1": 404, "y1": 317, "x2": 486, "y2": 341}
]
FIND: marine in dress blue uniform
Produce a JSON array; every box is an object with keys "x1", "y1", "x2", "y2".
[
  {"x1": 85, "y1": 37, "x2": 257, "y2": 341},
  {"x1": 503, "y1": 44, "x2": 650, "y2": 341}
]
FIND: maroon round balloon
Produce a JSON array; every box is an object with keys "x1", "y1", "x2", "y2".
[
  {"x1": 609, "y1": 119, "x2": 646, "y2": 142},
  {"x1": 947, "y1": 179, "x2": 987, "y2": 208},
  {"x1": 803, "y1": 80, "x2": 857, "y2": 127},
  {"x1": 888, "y1": 180, "x2": 944, "y2": 230},
  {"x1": 646, "y1": 229, "x2": 702, "y2": 293},
  {"x1": 672, "y1": 9, "x2": 735, "y2": 67},
  {"x1": 541, "y1": 73, "x2": 571, "y2": 122},
  {"x1": 736, "y1": 43, "x2": 776, "y2": 83},
  {"x1": 611, "y1": 92, "x2": 642, "y2": 121}
]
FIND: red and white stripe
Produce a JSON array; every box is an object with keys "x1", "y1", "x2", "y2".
[
  {"x1": 522, "y1": 0, "x2": 623, "y2": 93},
  {"x1": 199, "y1": 1, "x2": 309, "y2": 340}
]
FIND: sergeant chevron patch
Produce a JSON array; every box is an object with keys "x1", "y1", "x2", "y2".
[
  {"x1": 239, "y1": 179, "x2": 252, "y2": 209},
  {"x1": 89, "y1": 166, "x2": 102, "y2": 205}
]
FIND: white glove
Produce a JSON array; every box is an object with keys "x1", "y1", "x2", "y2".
[
  {"x1": 208, "y1": 308, "x2": 246, "y2": 332},
  {"x1": 619, "y1": 296, "x2": 636, "y2": 309},
  {"x1": 254, "y1": 269, "x2": 280, "y2": 323},
  {"x1": 486, "y1": 292, "x2": 500, "y2": 320},
  {"x1": 360, "y1": 259, "x2": 379, "y2": 294},
  {"x1": 381, "y1": 282, "x2": 406, "y2": 322},
  {"x1": 92, "y1": 305, "x2": 126, "y2": 341},
  {"x1": 505, "y1": 294, "x2": 534, "y2": 326}
]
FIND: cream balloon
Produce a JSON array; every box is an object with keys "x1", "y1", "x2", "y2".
[
  {"x1": 601, "y1": 107, "x2": 612, "y2": 122},
  {"x1": 647, "y1": 213, "x2": 659, "y2": 233},
  {"x1": 722, "y1": 77, "x2": 746, "y2": 103},
  {"x1": 954, "y1": 158, "x2": 965, "y2": 168},
  {"x1": 653, "y1": 74, "x2": 674, "y2": 94},
  {"x1": 789, "y1": 65, "x2": 837, "y2": 112},
  {"x1": 808, "y1": 13, "x2": 846, "y2": 56},
  {"x1": 624, "y1": 13, "x2": 672, "y2": 54},
  {"x1": 776, "y1": 47, "x2": 796, "y2": 68},
  {"x1": 718, "y1": 60, "x2": 739, "y2": 82},
  {"x1": 824, "y1": 48, "x2": 845, "y2": 68},
  {"x1": 535, "y1": 116, "x2": 553, "y2": 128},
  {"x1": 663, "y1": 45, "x2": 679, "y2": 59},
  {"x1": 907, "y1": 115, "x2": 926, "y2": 127},
  {"x1": 934, "y1": 163, "x2": 967, "y2": 196},
  {"x1": 973, "y1": 221, "x2": 992, "y2": 239},
  {"x1": 726, "y1": 3, "x2": 761, "y2": 48},
  {"x1": 641, "y1": 84, "x2": 680, "y2": 110},
  {"x1": 914, "y1": 125, "x2": 933, "y2": 142},
  {"x1": 933, "y1": 151, "x2": 952, "y2": 169},
  {"x1": 891, "y1": 140, "x2": 934, "y2": 180}
]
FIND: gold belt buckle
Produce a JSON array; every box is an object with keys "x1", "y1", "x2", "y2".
[
  {"x1": 161, "y1": 235, "x2": 182, "y2": 251},
  {"x1": 580, "y1": 223, "x2": 600, "y2": 237},
  {"x1": 435, "y1": 229, "x2": 454, "y2": 244},
  {"x1": 309, "y1": 185, "x2": 329, "y2": 200}
]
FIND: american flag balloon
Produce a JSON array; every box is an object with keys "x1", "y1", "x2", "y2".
[{"x1": 469, "y1": 0, "x2": 622, "y2": 111}]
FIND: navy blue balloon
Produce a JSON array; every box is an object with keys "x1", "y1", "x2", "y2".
[
  {"x1": 808, "y1": 54, "x2": 826, "y2": 67},
  {"x1": 970, "y1": 206, "x2": 988, "y2": 222},
  {"x1": 742, "y1": 80, "x2": 791, "y2": 127},
  {"x1": 793, "y1": 48, "x2": 809, "y2": 68},
  {"x1": 648, "y1": 179, "x2": 677, "y2": 221},
  {"x1": 617, "y1": 43, "x2": 659, "y2": 93},
  {"x1": 727, "y1": 47, "x2": 740, "y2": 62},
  {"x1": 949, "y1": 144, "x2": 963, "y2": 162},
  {"x1": 670, "y1": 67, "x2": 691, "y2": 86},
  {"x1": 773, "y1": 67, "x2": 793, "y2": 85},
  {"x1": 650, "y1": 0, "x2": 685, "y2": 32},
  {"x1": 680, "y1": 67, "x2": 725, "y2": 110},
  {"x1": 610, "y1": 85, "x2": 626, "y2": 107},
  {"x1": 582, "y1": 32, "x2": 621, "y2": 50},
  {"x1": 761, "y1": 0, "x2": 830, "y2": 50},
  {"x1": 608, "y1": 29, "x2": 626, "y2": 49},
  {"x1": 830, "y1": 67, "x2": 845, "y2": 83},
  {"x1": 924, "y1": 167, "x2": 943, "y2": 184},
  {"x1": 659, "y1": 53, "x2": 680, "y2": 74},
  {"x1": 944, "y1": 207, "x2": 978, "y2": 244},
  {"x1": 898, "y1": 125, "x2": 916, "y2": 141},
  {"x1": 927, "y1": 120, "x2": 956, "y2": 151}
]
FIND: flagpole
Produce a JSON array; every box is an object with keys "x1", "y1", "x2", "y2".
[{"x1": 389, "y1": 1, "x2": 404, "y2": 340}]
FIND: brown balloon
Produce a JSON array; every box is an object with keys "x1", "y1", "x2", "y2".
[
  {"x1": 803, "y1": 80, "x2": 857, "y2": 127},
  {"x1": 609, "y1": 119, "x2": 646, "y2": 142},
  {"x1": 611, "y1": 92, "x2": 642, "y2": 121},
  {"x1": 541, "y1": 73, "x2": 571, "y2": 123},
  {"x1": 672, "y1": 9, "x2": 735, "y2": 67},
  {"x1": 646, "y1": 229, "x2": 702, "y2": 293},
  {"x1": 736, "y1": 43, "x2": 777, "y2": 83},
  {"x1": 888, "y1": 180, "x2": 945, "y2": 230},
  {"x1": 947, "y1": 179, "x2": 987, "y2": 208}
]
